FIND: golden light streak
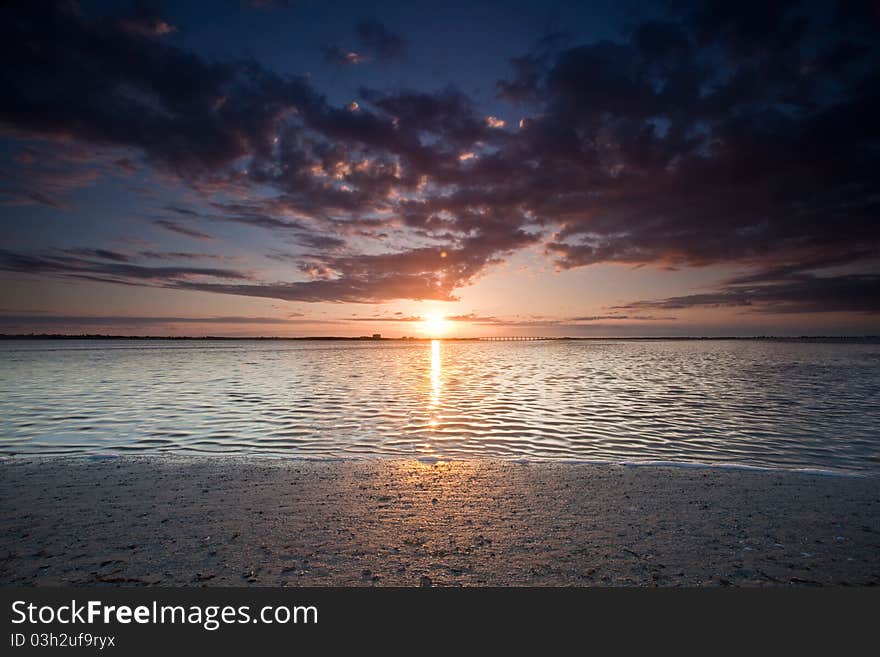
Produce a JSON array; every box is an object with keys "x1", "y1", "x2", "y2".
[{"x1": 429, "y1": 338, "x2": 442, "y2": 411}]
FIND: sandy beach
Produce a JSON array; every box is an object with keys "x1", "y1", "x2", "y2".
[{"x1": 1, "y1": 457, "x2": 878, "y2": 587}]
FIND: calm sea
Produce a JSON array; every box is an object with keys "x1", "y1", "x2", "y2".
[{"x1": 1, "y1": 339, "x2": 878, "y2": 473}]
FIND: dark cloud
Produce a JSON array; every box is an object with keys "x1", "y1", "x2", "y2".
[
  {"x1": 346, "y1": 312, "x2": 676, "y2": 325},
  {"x1": 1, "y1": 1, "x2": 320, "y2": 175},
  {"x1": 345, "y1": 315, "x2": 423, "y2": 322},
  {"x1": 0, "y1": 143, "x2": 107, "y2": 209},
  {"x1": 60, "y1": 248, "x2": 132, "y2": 262},
  {"x1": 0, "y1": 2, "x2": 530, "y2": 304},
  {"x1": 360, "y1": 86, "x2": 490, "y2": 150},
  {"x1": 0, "y1": 249, "x2": 251, "y2": 286},
  {"x1": 152, "y1": 227, "x2": 537, "y2": 304},
  {"x1": 163, "y1": 205, "x2": 199, "y2": 217},
  {"x1": 175, "y1": 277, "x2": 446, "y2": 304},
  {"x1": 446, "y1": 313, "x2": 502, "y2": 323},
  {"x1": 355, "y1": 20, "x2": 406, "y2": 60},
  {"x1": 153, "y1": 220, "x2": 215, "y2": 240},
  {"x1": 138, "y1": 250, "x2": 233, "y2": 261},
  {"x1": 160, "y1": 202, "x2": 347, "y2": 250},
  {"x1": 0, "y1": 314, "x2": 294, "y2": 327},
  {"x1": 488, "y1": 1, "x2": 880, "y2": 313},
  {"x1": 618, "y1": 272, "x2": 880, "y2": 314},
  {"x1": 0, "y1": 237, "x2": 528, "y2": 305},
  {"x1": 208, "y1": 202, "x2": 309, "y2": 231},
  {"x1": 0, "y1": 188, "x2": 65, "y2": 209},
  {"x1": 320, "y1": 20, "x2": 405, "y2": 68},
  {"x1": 448, "y1": 313, "x2": 675, "y2": 326},
  {"x1": 322, "y1": 46, "x2": 367, "y2": 66},
  {"x1": 289, "y1": 233, "x2": 347, "y2": 250},
  {"x1": 113, "y1": 2, "x2": 178, "y2": 38},
  {"x1": 175, "y1": 244, "x2": 472, "y2": 304},
  {"x1": 1, "y1": 1, "x2": 878, "y2": 313},
  {"x1": 567, "y1": 314, "x2": 674, "y2": 322}
]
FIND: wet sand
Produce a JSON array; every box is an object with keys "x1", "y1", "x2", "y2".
[{"x1": 1, "y1": 457, "x2": 878, "y2": 586}]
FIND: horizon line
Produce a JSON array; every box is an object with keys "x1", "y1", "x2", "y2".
[{"x1": 1, "y1": 334, "x2": 878, "y2": 342}]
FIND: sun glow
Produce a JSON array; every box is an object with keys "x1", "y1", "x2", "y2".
[{"x1": 422, "y1": 312, "x2": 451, "y2": 337}]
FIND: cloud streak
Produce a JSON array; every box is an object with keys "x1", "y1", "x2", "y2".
[
  {"x1": 618, "y1": 274, "x2": 880, "y2": 314},
  {"x1": 153, "y1": 220, "x2": 215, "y2": 240},
  {"x1": 0, "y1": 249, "x2": 251, "y2": 289},
  {"x1": 0, "y1": 315, "x2": 297, "y2": 327}
]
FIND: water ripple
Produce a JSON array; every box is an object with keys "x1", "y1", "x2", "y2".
[{"x1": 1, "y1": 339, "x2": 879, "y2": 473}]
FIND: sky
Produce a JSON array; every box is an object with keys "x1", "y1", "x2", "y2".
[{"x1": 1, "y1": 0, "x2": 878, "y2": 337}]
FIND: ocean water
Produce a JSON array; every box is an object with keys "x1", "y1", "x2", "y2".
[{"x1": 1, "y1": 339, "x2": 879, "y2": 473}]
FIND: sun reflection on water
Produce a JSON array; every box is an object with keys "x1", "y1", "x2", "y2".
[
  {"x1": 421, "y1": 339, "x2": 443, "y2": 457},
  {"x1": 430, "y1": 339, "x2": 442, "y2": 411}
]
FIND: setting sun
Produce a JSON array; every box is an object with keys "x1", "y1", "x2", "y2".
[{"x1": 422, "y1": 312, "x2": 451, "y2": 337}]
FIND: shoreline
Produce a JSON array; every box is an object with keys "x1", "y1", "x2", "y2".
[
  {"x1": 0, "y1": 453, "x2": 871, "y2": 478},
  {"x1": 2, "y1": 457, "x2": 879, "y2": 587}
]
